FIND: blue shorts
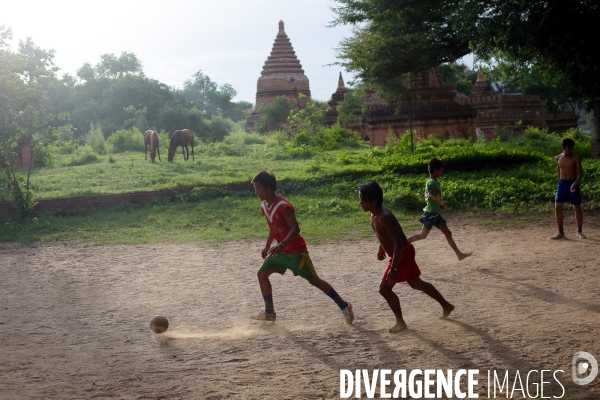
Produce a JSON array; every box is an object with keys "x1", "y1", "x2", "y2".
[
  {"x1": 555, "y1": 179, "x2": 582, "y2": 205},
  {"x1": 419, "y1": 212, "x2": 447, "y2": 230}
]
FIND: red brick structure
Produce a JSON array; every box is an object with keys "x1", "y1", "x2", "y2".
[
  {"x1": 246, "y1": 21, "x2": 311, "y2": 130},
  {"x1": 455, "y1": 70, "x2": 578, "y2": 137},
  {"x1": 325, "y1": 73, "x2": 349, "y2": 125},
  {"x1": 13, "y1": 135, "x2": 34, "y2": 169},
  {"x1": 335, "y1": 69, "x2": 478, "y2": 147},
  {"x1": 327, "y1": 69, "x2": 578, "y2": 146}
]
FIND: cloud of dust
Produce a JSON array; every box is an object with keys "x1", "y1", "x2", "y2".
[{"x1": 162, "y1": 324, "x2": 277, "y2": 340}]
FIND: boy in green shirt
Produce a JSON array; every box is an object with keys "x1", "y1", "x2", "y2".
[{"x1": 408, "y1": 158, "x2": 472, "y2": 261}]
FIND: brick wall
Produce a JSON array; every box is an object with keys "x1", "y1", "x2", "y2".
[{"x1": 0, "y1": 183, "x2": 254, "y2": 218}]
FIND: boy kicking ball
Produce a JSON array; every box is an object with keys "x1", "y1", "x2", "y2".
[
  {"x1": 358, "y1": 181, "x2": 454, "y2": 332},
  {"x1": 250, "y1": 170, "x2": 354, "y2": 324}
]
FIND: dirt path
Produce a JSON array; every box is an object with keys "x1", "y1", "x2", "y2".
[{"x1": 1, "y1": 213, "x2": 599, "y2": 399}]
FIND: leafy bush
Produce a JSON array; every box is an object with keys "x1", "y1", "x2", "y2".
[
  {"x1": 64, "y1": 146, "x2": 100, "y2": 166},
  {"x1": 107, "y1": 128, "x2": 145, "y2": 153},
  {"x1": 33, "y1": 144, "x2": 57, "y2": 168},
  {"x1": 203, "y1": 143, "x2": 244, "y2": 157},
  {"x1": 255, "y1": 96, "x2": 292, "y2": 133},
  {"x1": 288, "y1": 144, "x2": 316, "y2": 159},
  {"x1": 223, "y1": 129, "x2": 266, "y2": 146},
  {"x1": 56, "y1": 140, "x2": 77, "y2": 155},
  {"x1": 264, "y1": 130, "x2": 288, "y2": 148},
  {"x1": 386, "y1": 130, "x2": 414, "y2": 151},
  {"x1": 208, "y1": 115, "x2": 233, "y2": 142},
  {"x1": 315, "y1": 124, "x2": 360, "y2": 150},
  {"x1": 494, "y1": 124, "x2": 517, "y2": 141},
  {"x1": 522, "y1": 126, "x2": 547, "y2": 140},
  {"x1": 8, "y1": 176, "x2": 37, "y2": 219},
  {"x1": 414, "y1": 133, "x2": 445, "y2": 152},
  {"x1": 291, "y1": 131, "x2": 313, "y2": 147},
  {"x1": 290, "y1": 124, "x2": 359, "y2": 151},
  {"x1": 371, "y1": 143, "x2": 541, "y2": 174},
  {"x1": 87, "y1": 125, "x2": 108, "y2": 154},
  {"x1": 336, "y1": 151, "x2": 353, "y2": 165}
]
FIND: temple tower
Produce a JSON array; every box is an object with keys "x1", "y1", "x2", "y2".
[
  {"x1": 325, "y1": 72, "x2": 349, "y2": 125},
  {"x1": 246, "y1": 21, "x2": 311, "y2": 130},
  {"x1": 470, "y1": 70, "x2": 494, "y2": 97}
]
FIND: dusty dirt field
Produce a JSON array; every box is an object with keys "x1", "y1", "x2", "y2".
[{"x1": 1, "y1": 212, "x2": 599, "y2": 399}]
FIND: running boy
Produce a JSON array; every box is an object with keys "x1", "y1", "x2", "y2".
[
  {"x1": 358, "y1": 181, "x2": 454, "y2": 332},
  {"x1": 250, "y1": 170, "x2": 354, "y2": 323},
  {"x1": 550, "y1": 138, "x2": 585, "y2": 239},
  {"x1": 407, "y1": 157, "x2": 472, "y2": 261}
]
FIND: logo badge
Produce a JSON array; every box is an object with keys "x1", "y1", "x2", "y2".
[{"x1": 572, "y1": 351, "x2": 598, "y2": 385}]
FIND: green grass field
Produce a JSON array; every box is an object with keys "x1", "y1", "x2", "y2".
[{"x1": 1, "y1": 129, "x2": 599, "y2": 245}]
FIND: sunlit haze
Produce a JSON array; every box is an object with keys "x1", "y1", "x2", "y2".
[{"x1": 3, "y1": 0, "x2": 356, "y2": 103}]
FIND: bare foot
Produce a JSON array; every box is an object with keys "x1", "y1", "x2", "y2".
[
  {"x1": 389, "y1": 321, "x2": 408, "y2": 333},
  {"x1": 458, "y1": 252, "x2": 472, "y2": 261},
  {"x1": 440, "y1": 304, "x2": 455, "y2": 319}
]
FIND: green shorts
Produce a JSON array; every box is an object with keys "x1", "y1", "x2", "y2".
[{"x1": 258, "y1": 251, "x2": 319, "y2": 281}]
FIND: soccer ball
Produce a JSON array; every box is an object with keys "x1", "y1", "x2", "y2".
[{"x1": 150, "y1": 315, "x2": 169, "y2": 333}]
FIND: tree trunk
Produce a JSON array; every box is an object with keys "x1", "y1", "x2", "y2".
[
  {"x1": 24, "y1": 142, "x2": 34, "y2": 218},
  {"x1": 409, "y1": 97, "x2": 414, "y2": 153},
  {"x1": 591, "y1": 109, "x2": 599, "y2": 160}
]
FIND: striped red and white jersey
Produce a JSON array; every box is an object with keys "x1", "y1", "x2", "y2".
[{"x1": 261, "y1": 195, "x2": 307, "y2": 254}]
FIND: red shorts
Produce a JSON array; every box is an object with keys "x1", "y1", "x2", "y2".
[{"x1": 382, "y1": 243, "x2": 421, "y2": 283}]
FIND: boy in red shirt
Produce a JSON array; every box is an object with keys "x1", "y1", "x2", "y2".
[
  {"x1": 250, "y1": 170, "x2": 354, "y2": 323},
  {"x1": 358, "y1": 181, "x2": 454, "y2": 332}
]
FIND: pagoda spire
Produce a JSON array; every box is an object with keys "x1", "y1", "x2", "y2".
[
  {"x1": 471, "y1": 69, "x2": 494, "y2": 96},
  {"x1": 337, "y1": 72, "x2": 346, "y2": 90},
  {"x1": 247, "y1": 20, "x2": 312, "y2": 124},
  {"x1": 261, "y1": 20, "x2": 305, "y2": 76}
]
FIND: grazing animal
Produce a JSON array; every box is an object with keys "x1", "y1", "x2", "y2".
[
  {"x1": 168, "y1": 129, "x2": 195, "y2": 162},
  {"x1": 143, "y1": 130, "x2": 161, "y2": 162}
]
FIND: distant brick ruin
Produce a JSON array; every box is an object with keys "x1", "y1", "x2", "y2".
[
  {"x1": 246, "y1": 21, "x2": 311, "y2": 130},
  {"x1": 325, "y1": 69, "x2": 578, "y2": 146},
  {"x1": 454, "y1": 70, "x2": 577, "y2": 138},
  {"x1": 247, "y1": 22, "x2": 578, "y2": 147},
  {"x1": 13, "y1": 135, "x2": 34, "y2": 169},
  {"x1": 340, "y1": 69, "x2": 479, "y2": 147}
]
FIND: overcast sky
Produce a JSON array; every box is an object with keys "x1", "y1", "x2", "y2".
[{"x1": 2, "y1": 0, "x2": 364, "y2": 104}]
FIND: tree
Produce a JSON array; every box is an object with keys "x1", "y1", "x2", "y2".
[
  {"x1": 438, "y1": 62, "x2": 477, "y2": 95},
  {"x1": 335, "y1": 86, "x2": 367, "y2": 125},
  {"x1": 254, "y1": 96, "x2": 293, "y2": 133},
  {"x1": 477, "y1": 54, "x2": 583, "y2": 117},
  {"x1": 331, "y1": 0, "x2": 469, "y2": 89},
  {"x1": 181, "y1": 70, "x2": 219, "y2": 115},
  {"x1": 520, "y1": 65, "x2": 583, "y2": 120},
  {"x1": 181, "y1": 70, "x2": 247, "y2": 120},
  {"x1": 475, "y1": 54, "x2": 531, "y2": 95},
  {"x1": 287, "y1": 94, "x2": 329, "y2": 135},
  {"x1": 331, "y1": 0, "x2": 600, "y2": 110},
  {"x1": 18, "y1": 37, "x2": 57, "y2": 83},
  {"x1": 95, "y1": 52, "x2": 142, "y2": 79},
  {"x1": 0, "y1": 27, "x2": 55, "y2": 217}
]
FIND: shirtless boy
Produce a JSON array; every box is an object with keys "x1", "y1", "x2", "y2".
[
  {"x1": 250, "y1": 170, "x2": 354, "y2": 323},
  {"x1": 358, "y1": 181, "x2": 454, "y2": 332},
  {"x1": 550, "y1": 138, "x2": 585, "y2": 239}
]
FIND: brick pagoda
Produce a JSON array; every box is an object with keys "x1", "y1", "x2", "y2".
[{"x1": 246, "y1": 21, "x2": 311, "y2": 130}]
